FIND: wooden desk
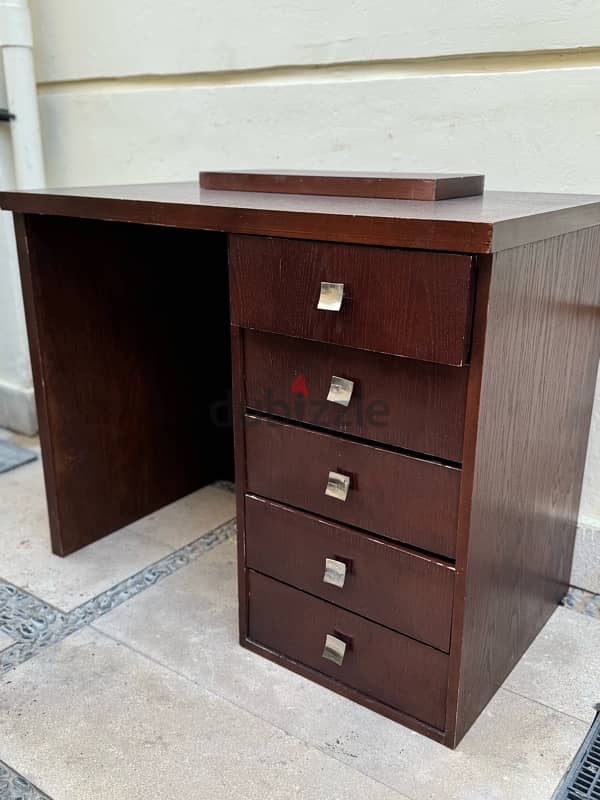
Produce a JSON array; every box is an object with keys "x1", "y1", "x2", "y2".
[{"x1": 2, "y1": 181, "x2": 600, "y2": 747}]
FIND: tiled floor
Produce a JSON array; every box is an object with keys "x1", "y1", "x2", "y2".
[{"x1": 1, "y1": 429, "x2": 599, "y2": 800}]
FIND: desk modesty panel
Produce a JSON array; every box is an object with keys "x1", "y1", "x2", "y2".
[{"x1": 2, "y1": 176, "x2": 600, "y2": 748}]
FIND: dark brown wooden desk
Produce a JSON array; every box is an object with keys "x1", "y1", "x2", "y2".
[{"x1": 2, "y1": 181, "x2": 600, "y2": 747}]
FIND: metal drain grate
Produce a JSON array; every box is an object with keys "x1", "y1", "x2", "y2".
[{"x1": 555, "y1": 707, "x2": 600, "y2": 800}]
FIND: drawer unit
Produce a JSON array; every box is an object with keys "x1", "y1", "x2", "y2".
[
  {"x1": 244, "y1": 330, "x2": 469, "y2": 462},
  {"x1": 245, "y1": 414, "x2": 461, "y2": 558},
  {"x1": 245, "y1": 494, "x2": 455, "y2": 651},
  {"x1": 247, "y1": 570, "x2": 449, "y2": 730},
  {"x1": 220, "y1": 182, "x2": 600, "y2": 748},
  {"x1": 230, "y1": 235, "x2": 475, "y2": 366}
]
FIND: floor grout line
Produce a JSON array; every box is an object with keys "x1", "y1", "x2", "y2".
[
  {"x1": 90, "y1": 625, "x2": 417, "y2": 800},
  {"x1": 501, "y1": 686, "x2": 594, "y2": 726}
]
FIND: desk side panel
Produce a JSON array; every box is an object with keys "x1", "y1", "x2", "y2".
[
  {"x1": 15, "y1": 214, "x2": 233, "y2": 555},
  {"x1": 449, "y1": 226, "x2": 600, "y2": 744}
]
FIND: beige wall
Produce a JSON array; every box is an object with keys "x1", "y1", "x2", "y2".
[{"x1": 21, "y1": 1, "x2": 600, "y2": 587}]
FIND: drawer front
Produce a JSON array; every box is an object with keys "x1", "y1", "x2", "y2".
[
  {"x1": 248, "y1": 571, "x2": 448, "y2": 729},
  {"x1": 244, "y1": 330, "x2": 468, "y2": 462},
  {"x1": 244, "y1": 415, "x2": 460, "y2": 559},
  {"x1": 229, "y1": 235, "x2": 475, "y2": 366},
  {"x1": 245, "y1": 495, "x2": 455, "y2": 651}
]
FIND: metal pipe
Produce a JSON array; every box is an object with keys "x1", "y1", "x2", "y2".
[
  {"x1": 0, "y1": 0, "x2": 43, "y2": 433},
  {"x1": 0, "y1": 0, "x2": 45, "y2": 188}
]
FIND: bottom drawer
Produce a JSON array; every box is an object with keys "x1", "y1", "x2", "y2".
[{"x1": 247, "y1": 571, "x2": 448, "y2": 730}]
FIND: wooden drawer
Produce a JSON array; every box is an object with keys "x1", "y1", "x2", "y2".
[
  {"x1": 229, "y1": 235, "x2": 475, "y2": 366},
  {"x1": 244, "y1": 330, "x2": 468, "y2": 462},
  {"x1": 244, "y1": 415, "x2": 460, "y2": 558},
  {"x1": 245, "y1": 495, "x2": 455, "y2": 651},
  {"x1": 247, "y1": 571, "x2": 448, "y2": 730}
]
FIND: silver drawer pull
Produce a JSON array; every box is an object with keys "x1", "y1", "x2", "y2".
[
  {"x1": 317, "y1": 282, "x2": 344, "y2": 311},
  {"x1": 323, "y1": 558, "x2": 347, "y2": 588},
  {"x1": 327, "y1": 375, "x2": 354, "y2": 407},
  {"x1": 325, "y1": 471, "x2": 350, "y2": 502},
  {"x1": 322, "y1": 633, "x2": 347, "y2": 666}
]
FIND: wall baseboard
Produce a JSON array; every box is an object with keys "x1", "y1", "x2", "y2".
[
  {"x1": 0, "y1": 380, "x2": 38, "y2": 436},
  {"x1": 571, "y1": 522, "x2": 600, "y2": 595}
]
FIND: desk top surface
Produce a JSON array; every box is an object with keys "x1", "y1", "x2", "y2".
[{"x1": 2, "y1": 180, "x2": 600, "y2": 253}]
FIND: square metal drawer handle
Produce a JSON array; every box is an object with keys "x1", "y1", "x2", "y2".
[
  {"x1": 317, "y1": 282, "x2": 344, "y2": 311},
  {"x1": 327, "y1": 375, "x2": 354, "y2": 407},
  {"x1": 325, "y1": 471, "x2": 351, "y2": 502},
  {"x1": 322, "y1": 633, "x2": 347, "y2": 666},
  {"x1": 323, "y1": 557, "x2": 347, "y2": 588}
]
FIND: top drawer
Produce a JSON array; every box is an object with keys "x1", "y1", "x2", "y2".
[{"x1": 229, "y1": 235, "x2": 475, "y2": 366}]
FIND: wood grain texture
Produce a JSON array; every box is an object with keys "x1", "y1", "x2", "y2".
[
  {"x1": 3, "y1": 183, "x2": 600, "y2": 253},
  {"x1": 230, "y1": 235, "x2": 475, "y2": 366},
  {"x1": 444, "y1": 254, "x2": 492, "y2": 747},
  {"x1": 200, "y1": 170, "x2": 485, "y2": 201},
  {"x1": 244, "y1": 330, "x2": 468, "y2": 461},
  {"x1": 449, "y1": 227, "x2": 600, "y2": 745},
  {"x1": 244, "y1": 414, "x2": 461, "y2": 558},
  {"x1": 245, "y1": 494, "x2": 455, "y2": 651},
  {"x1": 15, "y1": 214, "x2": 233, "y2": 555},
  {"x1": 247, "y1": 570, "x2": 449, "y2": 730}
]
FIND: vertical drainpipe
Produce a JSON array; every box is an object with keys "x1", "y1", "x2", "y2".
[
  {"x1": 0, "y1": 0, "x2": 44, "y2": 433},
  {"x1": 0, "y1": 0, "x2": 45, "y2": 189}
]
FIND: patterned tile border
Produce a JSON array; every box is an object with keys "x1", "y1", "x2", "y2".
[
  {"x1": 0, "y1": 586, "x2": 66, "y2": 671},
  {"x1": 0, "y1": 760, "x2": 52, "y2": 800},
  {"x1": 563, "y1": 587, "x2": 600, "y2": 619},
  {"x1": 0, "y1": 517, "x2": 236, "y2": 676}
]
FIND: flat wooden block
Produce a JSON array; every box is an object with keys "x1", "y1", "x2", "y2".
[{"x1": 199, "y1": 170, "x2": 485, "y2": 201}]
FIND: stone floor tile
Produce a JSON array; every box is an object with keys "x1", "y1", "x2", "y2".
[
  {"x1": 0, "y1": 461, "x2": 233, "y2": 611},
  {"x1": 126, "y1": 484, "x2": 235, "y2": 549},
  {"x1": 505, "y1": 606, "x2": 600, "y2": 723},
  {"x1": 0, "y1": 627, "x2": 408, "y2": 800},
  {"x1": 0, "y1": 461, "x2": 170, "y2": 610}
]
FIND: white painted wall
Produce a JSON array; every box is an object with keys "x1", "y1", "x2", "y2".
[
  {"x1": 4, "y1": 2, "x2": 600, "y2": 584},
  {"x1": 0, "y1": 208, "x2": 34, "y2": 434}
]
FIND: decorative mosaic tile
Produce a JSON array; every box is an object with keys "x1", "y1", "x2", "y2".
[
  {"x1": 0, "y1": 761, "x2": 52, "y2": 799},
  {"x1": 0, "y1": 585, "x2": 68, "y2": 675},
  {"x1": 563, "y1": 587, "x2": 600, "y2": 619},
  {"x1": 0, "y1": 517, "x2": 236, "y2": 676}
]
